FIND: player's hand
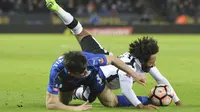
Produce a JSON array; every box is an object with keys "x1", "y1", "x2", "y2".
[
  {"x1": 175, "y1": 101, "x2": 183, "y2": 106},
  {"x1": 135, "y1": 75, "x2": 146, "y2": 87},
  {"x1": 73, "y1": 101, "x2": 92, "y2": 111},
  {"x1": 137, "y1": 104, "x2": 159, "y2": 110},
  {"x1": 143, "y1": 104, "x2": 158, "y2": 110}
]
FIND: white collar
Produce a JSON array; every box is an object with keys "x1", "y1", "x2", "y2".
[
  {"x1": 134, "y1": 58, "x2": 142, "y2": 68},
  {"x1": 83, "y1": 70, "x2": 91, "y2": 78}
]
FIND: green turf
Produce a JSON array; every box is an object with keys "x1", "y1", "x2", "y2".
[{"x1": 0, "y1": 34, "x2": 200, "y2": 112}]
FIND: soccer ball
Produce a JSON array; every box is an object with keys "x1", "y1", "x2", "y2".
[{"x1": 148, "y1": 84, "x2": 174, "y2": 106}]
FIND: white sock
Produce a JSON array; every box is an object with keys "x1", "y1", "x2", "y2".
[
  {"x1": 75, "y1": 87, "x2": 84, "y2": 100},
  {"x1": 71, "y1": 22, "x2": 83, "y2": 35},
  {"x1": 56, "y1": 6, "x2": 83, "y2": 35},
  {"x1": 56, "y1": 6, "x2": 73, "y2": 25},
  {"x1": 75, "y1": 86, "x2": 90, "y2": 100}
]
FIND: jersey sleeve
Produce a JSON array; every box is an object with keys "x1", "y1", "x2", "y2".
[
  {"x1": 118, "y1": 71, "x2": 142, "y2": 106},
  {"x1": 47, "y1": 69, "x2": 60, "y2": 95},
  {"x1": 87, "y1": 53, "x2": 107, "y2": 66},
  {"x1": 47, "y1": 56, "x2": 64, "y2": 95}
]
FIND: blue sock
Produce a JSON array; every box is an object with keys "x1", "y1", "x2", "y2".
[
  {"x1": 117, "y1": 95, "x2": 150, "y2": 107},
  {"x1": 137, "y1": 96, "x2": 151, "y2": 105}
]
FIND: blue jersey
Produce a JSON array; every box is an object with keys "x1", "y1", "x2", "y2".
[{"x1": 47, "y1": 52, "x2": 107, "y2": 96}]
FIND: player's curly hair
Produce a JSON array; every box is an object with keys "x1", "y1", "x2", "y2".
[
  {"x1": 63, "y1": 51, "x2": 87, "y2": 74},
  {"x1": 129, "y1": 36, "x2": 159, "y2": 62}
]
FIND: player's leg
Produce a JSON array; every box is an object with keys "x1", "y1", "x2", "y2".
[
  {"x1": 107, "y1": 76, "x2": 150, "y2": 107},
  {"x1": 73, "y1": 84, "x2": 119, "y2": 107},
  {"x1": 97, "y1": 84, "x2": 118, "y2": 107},
  {"x1": 97, "y1": 83, "x2": 150, "y2": 107},
  {"x1": 99, "y1": 90, "x2": 150, "y2": 107},
  {"x1": 116, "y1": 95, "x2": 150, "y2": 107},
  {"x1": 45, "y1": 0, "x2": 90, "y2": 42},
  {"x1": 72, "y1": 74, "x2": 117, "y2": 107},
  {"x1": 45, "y1": 0, "x2": 111, "y2": 54},
  {"x1": 74, "y1": 85, "x2": 150, "y2": 107},
  {"x1": 79, "y1": 35, "x2": 112, "y2": 54}
]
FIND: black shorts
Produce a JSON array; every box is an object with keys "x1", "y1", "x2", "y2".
[{"x1": 80, "y1": 35, "x2": 113, "y2": 55}]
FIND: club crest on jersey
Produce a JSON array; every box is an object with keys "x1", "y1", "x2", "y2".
[
  {"x1": 53, "y1": 88, "x2": 59, "y2": 92},
  {"x1": 98, "y1": 58, "x2": 104, "y2": 64}
]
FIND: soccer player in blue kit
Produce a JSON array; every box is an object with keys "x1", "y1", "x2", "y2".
[{"x1": 45, "y1": 0, "x2": 148, "y2": 111}]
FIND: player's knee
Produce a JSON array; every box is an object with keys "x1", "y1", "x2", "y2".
[
  {"x1": 76, "y1": 29, "x2": 91, "y2": 42},
  {"x1": 101, "y1": 97, "x2": 118, "y2": 107}
]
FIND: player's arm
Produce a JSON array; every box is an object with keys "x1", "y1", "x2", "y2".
[
  {"x1": 118, "y1": 72, "x2": 142, "y2": 106},
  {"x1": 46, "y1": 65, "x2": 92, "y2": 110},
  {"x1": 118, "y1": 70, "x2": 158, "y2": 109},
  {"x1": 149, "y1": 66, "x2": 183, "y2": 106},
  {"x1": 105, "y1": 55, "x2": 146, "y2": 87},
  {"x1": 46, "y1": 92, "x2": 91, "y2": 110},
  {"x1": 46, "y1": 92, "x2": 73, "y2": 110}
]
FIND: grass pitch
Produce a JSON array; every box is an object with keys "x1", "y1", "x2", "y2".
[{"x1": 0, "y1": 34, "x2": 200, "y2": 112}]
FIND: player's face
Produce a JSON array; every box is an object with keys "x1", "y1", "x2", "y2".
[
  {"x1": 69, "y1": 69, "x2": 89, "y2": 78},
  {"x1": 141, "y1": 54, "x2": 157, "y2": 72},
  {"x1": 147, "y1": 54, "x2": 157, "y2": 68}
]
